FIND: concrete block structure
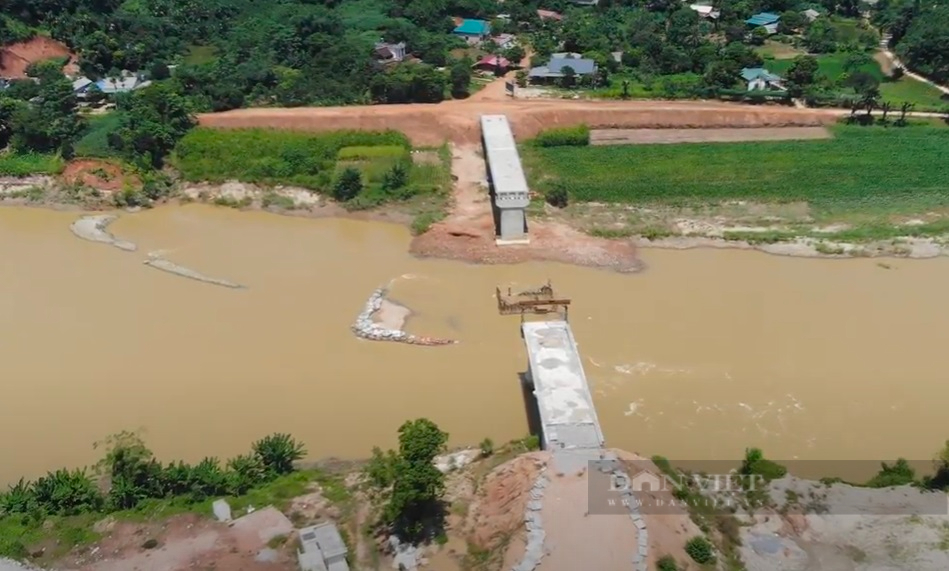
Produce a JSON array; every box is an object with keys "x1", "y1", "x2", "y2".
[
  {"x1": 297, "y1": 522, "x2": 349, "y2": 571},
  {"x1": 480, "y1": 115, "x2": 530, "y2": 244},
  {"x1": 521, "y1": 320, "x2": 604, "y2": 451}
]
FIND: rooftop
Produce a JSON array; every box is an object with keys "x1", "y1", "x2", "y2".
[
  {"x1": 746, "y1": 12, "x2": 781, "y2": 25},
  {"x1": 480, "y1": 115, "x2": 530, "y2": 205},
  {"x1": 299, "y1": 522, "x2": 348, "y2": 571},
  {"x1": 522, "y1": 320, "x2": 604, "y2": 451},
  {"x1": 741, "y1": 67, "x2": 782, "y2": 82},
  {"x1": 475, "y1": 55, "x2": 511, "y2": 68},
  {"x1": 453, "y1": 19, "x2": 491, "y2": 36},
  {"x1": 529, "y1": 57, "x2": 597, "y2": 78}
]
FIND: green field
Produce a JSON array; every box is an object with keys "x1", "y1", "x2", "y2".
[
  {"x1": 183, "y1": 44, "x2": 219, "y2": 65},
  {"x1": 522, "y1": 126, "x2": 949, "y2": 214},
  {"x1": 74, "y1": 113, "x2": 124, "y2": 158},
  {"x1": 172, "y1": 127, "x2": 411, "y2": 189},
  {"x1": 765, "y1": 52, "x2": 884, "y2": 83},
  {"x1": 879, "y1": 77, "x2": 949, "y2": 112},
  {"x1": 0, "y1": 152, "x2": 64, "y2": 176}
]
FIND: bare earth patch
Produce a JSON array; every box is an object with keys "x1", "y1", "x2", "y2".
[
  {"x1": 590, "y1": 127, "x2": 832, "y2": 145},
  {"x1": 0, "y1": 37, "x2": 78, "y2": 79},
  {"x1": 62, "y1": 160, "x2": 138, "y2": 193}
]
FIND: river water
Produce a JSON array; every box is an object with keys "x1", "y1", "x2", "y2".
[{"x1": 2, "y1": 204, "x2": 948, "y2": 483}]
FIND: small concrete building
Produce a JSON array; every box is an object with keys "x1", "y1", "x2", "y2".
[
  {"x1": 297, "y1": 523, "x2": 349, "y2": 571},
  {"x1": 480, "y1": 115, "x2": 530, "y2": 243}
]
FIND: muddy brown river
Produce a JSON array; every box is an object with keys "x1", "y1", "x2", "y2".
[{"x1": 2, "y1": 204, "x2": 948, "y2": 484}]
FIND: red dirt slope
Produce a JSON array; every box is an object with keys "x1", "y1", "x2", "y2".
[{"x1": 0, "y1": 36, "x2": 78, "y2": 79}]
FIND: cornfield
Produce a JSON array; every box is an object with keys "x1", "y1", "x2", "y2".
[{"x1": 524, "y1": 126, "x2": 949, "y2": 212}]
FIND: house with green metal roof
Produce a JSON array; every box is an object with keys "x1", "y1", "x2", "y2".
[
  {"x1": 745, "y1": 12, "x2": 780, "y2": 34},
  {"x1": 453, "y1": 19, "x2": 491, "y2": 44},
  {"x1": 741, "y1": 67, "x2": 785, "y2": 91}
]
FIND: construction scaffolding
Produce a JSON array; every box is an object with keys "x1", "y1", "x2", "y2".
[{"x1": 496, "y1": 280, "x2": 571, "y2": 321}]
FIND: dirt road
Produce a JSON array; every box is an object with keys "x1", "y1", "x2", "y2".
[{"x1": 199, "y1": 99, "x2": 842, "y2": 146}]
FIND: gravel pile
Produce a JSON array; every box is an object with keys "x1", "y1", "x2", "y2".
[{"x1": 351, "y1": 287, "x2": 455, "y2": 346}]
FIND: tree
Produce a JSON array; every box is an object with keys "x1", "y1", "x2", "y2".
[
  {"x1": 449, "y1": 60, "x2": 472, "y2": 98},
  {"x1": 251, "y1": 433, "x2": 306, "y2": 478},
  {"x1": 559, "y1": 65, "x2": 576, "y2": 88},
  {"x1": 778, "y1": 11, "x2": 806, "y2": 34},
  {"x1": 383, "y1": 418, "x2": 448, "y2": 540},
  {"x1": 895, "y1": 6, "x2": 949, "y2": 84},
  {"x1": 879, "y1": 101, "x2": 893, "y2": 123},
  {"x1": 382, "y1": 161, "x2": 409, "y2": 194},
  {"x1": 109, "y1": 82, "x2": 196, "y2": 168},
  {"x1": 9, "y1": 74, "x2": 84, "y2": 156},
  {"x1": 785, "y1": 55, "x2": 819, "y2": 97},
  {"x1": 895, "y1": 101, "x2": 914, "y2": 126},
  {"x1": 859, "y1": 85, "x2": 881, "y2": 118},
  {"x1": 704, "y1": 60, "x2": 740, "y2": 90},
  {"x1": 332, "y1": 167, "x2": 363, "y2": 202}
]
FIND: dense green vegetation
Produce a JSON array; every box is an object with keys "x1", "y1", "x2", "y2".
[
  {"x1": 364, "y1": 418, "x2": 449, "y2": 541},
  {"x1": 172, "y1": 128, "x2": 448, "y2": 213},
  {"x1": 532, "y1": 124, "x2": 590, "y2": 147},
  {"x1": 0, "y1": 431, "x2": 307, "y2": 558},
  {"x1": 873, "y1": 0, "x2": 949, "y2": 84},
  {"x1": 523, "y1": 126, "x2": 949, "y2": 213},
  {"x1": 0, "y1": 152, "x2": 64, "y2": 176},
  {"x1": 173, "y1": 128, "x2": 408, "y2": 187}
]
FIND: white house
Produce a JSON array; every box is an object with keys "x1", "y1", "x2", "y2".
[
  {"x1": 741, "y1": 67, "x2": 785, "y2": 91},
  {"x1": 689, "y1": 4, "x2": 721, "y2": 18}
]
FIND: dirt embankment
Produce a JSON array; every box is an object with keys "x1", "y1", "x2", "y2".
[
  {"x1": 0, "y1": 37, "x2": 78, "y2": 78},
  {"x1": 198, "y1": 100, "x2": 841, "y2": 146}
]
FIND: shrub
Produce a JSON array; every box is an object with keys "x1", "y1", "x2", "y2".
[
  {"x1": 533, "y1": 124, "x2": 590, "y2": 147},
  {"x1": 31, "y1": 469, "x2": 104, "y2": 516},
  {"x1": 656, "y1": 555, "x2": 679, "y2": 571},
  {"x1": 740, "y1": 448, "x2": 787, "y2": 483},
  {"x1": 252, "y1": 433, "x2": 307, "y2": 478},
  {"x1": 0, "y1": 152, "x2": 64, "y2": 176},
  {"x1": 382, "y1": 161, "x2": 409, "y2": 193},
  {"x1": 337, "y1": 146, "x2": 408, "y2": 160},
  {"x1": 479, "y1": 438, "x2": 494, "y2": 458},
  {"x1": 685, "y1": 536, "x2": 716, "y2": 565},
  {"x1": 866, "y1": 458, "x2": 916, "y2": 488},
  {"x1": 545, "y1": 184, "x2": 568, "y2": 208},
  {"x1": 0, "y1": 478, "x2": 36, "y2": 515},
  {"x1": 332, "y1": 166, "x2": 363, "y2": 202}
]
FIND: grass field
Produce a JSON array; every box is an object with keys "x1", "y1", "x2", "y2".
[
  {"x1": 74, "y1": 113, "x2": 124, "y2": 158},
  {"x1": 879, "y1": 77, "x2": 949, "y2": 111},
  {"x1": 523, "y1": 125, "x2": 949, "y2": 215},
  {"x1": 765, "y1": 52, "x2": 884, "y2": 83},
  {"x1": 0, "y1": 152, "x2": 64, "y2": 176},
  {"x1": 172, "y1": 127, "x2": 411, "y2": 189},
  {"x1": 183, "y1": 44, "x2": 219, "y2": 65}
]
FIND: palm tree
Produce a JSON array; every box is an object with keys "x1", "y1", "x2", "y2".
[{"x1": 896, "y1": 101, "x2": 914, "y2": 126}]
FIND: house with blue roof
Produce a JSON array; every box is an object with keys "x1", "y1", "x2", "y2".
[
  {"x1": 453, "y1": 19, "x2": 491, "y2": 45},
  {"x1": 745, "y1": 12, "x2": 781, "y2": 34},
  {"x1": 741, "y1": 67, "x2": 785, "y2": 91}
]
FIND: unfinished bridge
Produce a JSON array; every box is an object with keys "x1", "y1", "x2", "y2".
[
  {"x1": 498, "y1": 283, "x2": 650, "y2": 571},
  {"x1": 497, "y1": 283, "x2": 605, "y2": 461}
]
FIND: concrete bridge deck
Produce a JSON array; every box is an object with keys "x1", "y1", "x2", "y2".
[{"x1": 521, "y1": 320, "x2": 605, "y2": 453}]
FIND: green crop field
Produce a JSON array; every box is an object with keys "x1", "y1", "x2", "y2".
[
  {"x1": 522, "y1": 126, "x2": 949, "y2": 214},
  {"x1": 172, "y1": 128, "x2": 410, "y2": 190}
]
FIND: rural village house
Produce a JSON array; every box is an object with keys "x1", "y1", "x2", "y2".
[
  {"x1": 745, "y1": 12, "x2": 781, "y2": 34},
  {"x1": 491, "y1": 33, "x2": 517, "y2": 49},
  {"x1": 741, "y1": 67, "x2": 785, "y2": 91},
  {"x1": 803, "y1": 8, "x2": 821, "y2": 21},
  {"x1": 473, "y1": 55, "x2": 511, "y2": 74},
  {"x1": 73, "y1": 70, "x2": 151, "y2": 97},
  {"x1": 689, "y1": 3, "x2": 721, "y2": 19},
  {"x1": 373, "y1": 41, "x2": 406, "y2": 63},
  {"x1": 529, "y1": 56, "x2": 597, "y2": 83},
  {"x1": 452, "y1": 19, "x2": 491, "y2": 45},
  {"x1": 536, "y1": 9, "x2": 563, "y2": 21}
]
